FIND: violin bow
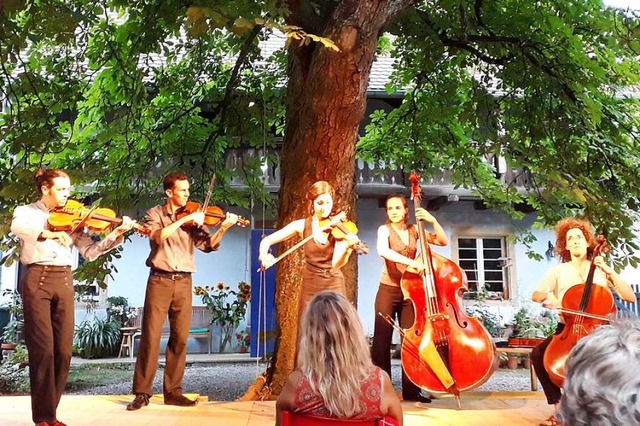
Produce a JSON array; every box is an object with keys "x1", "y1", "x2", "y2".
[
  {"x1": 67, "y1": 199, "x2": 101, "y2": 234},
  {"x1": 202, "y1": 174, "x2": 216, "y2": 211},
  {"x1": 257, "y1": 212, "x2": 346, "y2": 272}
]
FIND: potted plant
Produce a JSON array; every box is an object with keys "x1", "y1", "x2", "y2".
[
  {"x1": 1, "y1": 290, "x2": 24, "y2": 350},
  {"x1": 194, "y1": 281, "x2": 251, "y2": 353},
  {"x1": 508, "y1": 307, "x2": 558, "y2": 347},
  {"x1": 235, "y1": 330, "x2": 250, "y2": 353}
]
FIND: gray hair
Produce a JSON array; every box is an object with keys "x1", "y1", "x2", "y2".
[{"x1": 557, "y1": 318, "x2": 640, "y2": 426}]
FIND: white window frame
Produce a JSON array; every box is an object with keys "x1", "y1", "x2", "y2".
[{"x1": 455, "y1": 234, "x2": 512, "y2": 300}]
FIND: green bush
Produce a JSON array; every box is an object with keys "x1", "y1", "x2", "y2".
[
  {"x1": 74, "y1": 318, "x2": 121, "y2": 359},
  {"x1": 0, "y1": 344, "x2": 30, "y2": 394}
]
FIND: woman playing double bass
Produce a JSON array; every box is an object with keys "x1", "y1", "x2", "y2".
[
  {"x1": 372, "y1": 194, "x2": 447, "y2": 403},
  {"x1": 531, "y1": 217, "x2": 636, "y2": 426}
]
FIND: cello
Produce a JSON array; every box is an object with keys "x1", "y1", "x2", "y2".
[
  {"x1": 399, "y1": 171, "x2": 497, "y2": 400},
  {"x1": 543, "y1": 236, "x2": 615, "y2": 387}
]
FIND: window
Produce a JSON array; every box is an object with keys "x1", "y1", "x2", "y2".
[{"x1": 457, "y1": 236, "x2": 508, "y2": 300}]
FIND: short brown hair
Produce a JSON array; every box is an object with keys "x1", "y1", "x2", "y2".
[
  {"x1": 34, "y1": 169, "x2": 69, "y2": 194},
  {"x1": 163, "y1": 172, "x2": 188, "y2": 191}
]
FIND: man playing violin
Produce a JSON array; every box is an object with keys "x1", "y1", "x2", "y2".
[
  {"x1": 11, "y1": 168, "x2": 136, "y2": 426},
  {"x1": 127, "y1": 172, "x2": 239, "y2": 411},
  {"x1": 258, "y1": 181, "x2": 359, "y2": 335},
  {"x1": 531, "y1": 217, "x2": 636, "y2": 426}
]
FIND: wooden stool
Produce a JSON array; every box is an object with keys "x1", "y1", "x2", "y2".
[{"x1": 119, "y1": 327, "x2": 139, "y2": 359}]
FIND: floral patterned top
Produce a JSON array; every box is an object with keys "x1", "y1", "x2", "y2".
[{"x1": 293, "y1": 365, "x2": 384, "y2": 420}]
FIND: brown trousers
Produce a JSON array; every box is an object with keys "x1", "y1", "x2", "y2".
[
  {"x1": 21, "y1": 264, "x2": 74, "y2": 424},
  {"x1": 132, "y1": 273, "x2": 193, "y2": 397}
]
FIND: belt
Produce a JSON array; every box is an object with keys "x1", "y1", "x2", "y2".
[
  {"x1": 150, "y1": 269, "x2": 191, "y2": 280},
  {"x1": 28, "y1": 264, "x2": 71, "y2": 271}
]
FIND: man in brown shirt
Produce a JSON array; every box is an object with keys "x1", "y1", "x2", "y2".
[{"x1": 127, "y1": 172, "x2": 239, "y2": 411}]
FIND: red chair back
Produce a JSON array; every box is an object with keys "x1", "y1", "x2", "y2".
[{"x1": 282, "y1": 410, "x2": 384, "y2": 425}]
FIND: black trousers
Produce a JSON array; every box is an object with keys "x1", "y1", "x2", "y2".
[
  {"x1": 132, "y1": 272, "x2": 193, "y2": 397},
  {"x1": 21, "y1": 264, "x2": 74, "y2": 424},
  {"x1": 531, "y1": 323, "x2": 566, "y2": 405},
  {"x1": 371, "y1": 283, "x2": 422, "y2": 399}
]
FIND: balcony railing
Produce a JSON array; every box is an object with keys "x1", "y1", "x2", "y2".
[{"x1": 225, "y1": 148, "x2": 531, "y2": 196}]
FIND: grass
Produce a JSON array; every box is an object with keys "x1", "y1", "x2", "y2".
[{"x1": 66, "y1": 363, "x2": 133, "y2": 391}]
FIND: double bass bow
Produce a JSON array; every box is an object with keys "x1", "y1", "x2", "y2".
[
  {"x1": 543, "y1": 235, "x2": 615, "y2": 387},
  {"x1": 396, "y1": 171, "x2": 497, "y2": 403}
]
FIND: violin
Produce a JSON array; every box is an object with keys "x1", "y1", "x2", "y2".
[
  {"x1": 319, "y1": 215, "x2": 369, "y2": 254},
  {"x1": 176, "y1": 201, "x2": 250, "y2": 228},
  {"x1": 543, "y1": 235, "x2": 615, "y2": 387},
  {"x1": 48, "y1": 200, "x2": 150, "y2": 236}
]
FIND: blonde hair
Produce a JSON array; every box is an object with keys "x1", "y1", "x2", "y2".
[{"x1": 297, "y1": 291, "x2": 373, "y2": 417}]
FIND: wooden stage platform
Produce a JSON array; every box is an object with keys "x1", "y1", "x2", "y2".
[{"x1": 1, "y1": 391, "x2": 551, "y2": 426}]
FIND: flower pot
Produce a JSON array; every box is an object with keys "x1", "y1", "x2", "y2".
[
  {"x1": 507, "y1": 356, "x2": 519, "y2": 369},
  {"x1": 1, "y1": 342, "x2": 17, "y2": 351},
  {"x1": 238, "y1": 345, "x2": 248, "y2": 353},
  {"x1": 522, "y1": 356, "x2": 531, "y2": 369}
]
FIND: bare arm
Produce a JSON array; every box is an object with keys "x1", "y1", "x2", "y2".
[
  {"x1": 207, "y1": 213, "x2": 239, "y2": 248},
  {"x1": 332, "y1": 239, "x2": 354, "y2": 269},
  {"x1": 416, "y1": 208, "x2": 448, "y2": 246},
  {"x1": 380, "y1": 371, "x2": 403, "y2": 426},
  {"x1": 275, "y1": 371, "x2": 300, "y2": 426},
  {"x1": 594, "y1": 256, "x2": 637, "y2": 303},
  {"x1": 259, "y1": 219, "x2": 305, "y2": 268}
]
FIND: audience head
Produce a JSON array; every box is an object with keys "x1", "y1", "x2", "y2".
[
  {"x1": 297, "y1": 291, "x2": 373, "y2": 417},
  {"x1": 557, "y1": 318, "x2": 640, "y2": 426}
]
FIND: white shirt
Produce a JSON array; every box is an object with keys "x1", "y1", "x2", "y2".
[{"x1": 11, "y1": 201, "x2": 124, "y2": 266}]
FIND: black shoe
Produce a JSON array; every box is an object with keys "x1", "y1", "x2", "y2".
[
  {"x1": 127, "y1": 394, "x2": 150, "y2": 411},
  {"x1": 403, "y1": 394, "x2": 432, "y2": 403},
  {"x1": 164, "y1": 394, "x2": 198, "y2": 407}
]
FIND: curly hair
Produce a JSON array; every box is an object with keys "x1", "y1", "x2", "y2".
[
  {"x1": 557, "y1": 318, "x2": 640, "y2": 426},
  {"x1": 297, "y1": 291, "x2": 373, "y2": 418},
  {"x1": 554, "y1": 217, "x2": 596, "y2": 262}
]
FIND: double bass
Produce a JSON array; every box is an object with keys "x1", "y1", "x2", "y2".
[
  {"x1": 543, "y1": 236, "x2": 615, "y2": 387},
  {"x1": 399, "y1": 171, "x2": 497, "y2": 401}
]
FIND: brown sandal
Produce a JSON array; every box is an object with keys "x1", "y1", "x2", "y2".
[{"x1": 539, "y1": 415, "x2": 561, "y2": 426}]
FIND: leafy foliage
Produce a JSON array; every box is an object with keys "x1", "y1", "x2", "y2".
[
  {"x1": 358, "y1": 1, "x2": 640, "y2": 268},
  {"x1": 194, "y1": 281, "x2": 251, "y2": 352},
  {"x1": 0, "y1": 343, "x2": 30, "y2": 394},
  {"x1": 73, "y1": 318, "x2": 121, "y2": 359}
]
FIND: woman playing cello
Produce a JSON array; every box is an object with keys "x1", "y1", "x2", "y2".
[
  {"x1": 258, "y1": 181, "x2": 360, "y2": 331},
  {"x1": 372, "y1": 194, "x2": 447, "y2": 403},
  {"x1": 531, "y1": 217, "x2": 636, "y2": 426}
]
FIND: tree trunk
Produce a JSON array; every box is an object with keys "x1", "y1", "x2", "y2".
[{"x1": 240, "y1": 0, "x2": 414, "y2": 400}]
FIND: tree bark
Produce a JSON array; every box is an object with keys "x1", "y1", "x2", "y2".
[{"x1": 240, "y1": 0, "x2": 414, "y2": 400}]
